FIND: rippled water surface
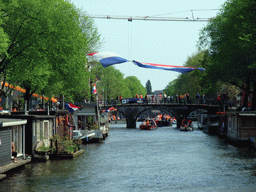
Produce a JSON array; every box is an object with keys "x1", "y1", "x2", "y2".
[{"x1": 1, "y1": 123, "x2": 256, "y2": 192}]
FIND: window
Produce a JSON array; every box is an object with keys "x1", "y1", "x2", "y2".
[{"x1": 43, "y1": 120, "x2": 49, "y2": 140}]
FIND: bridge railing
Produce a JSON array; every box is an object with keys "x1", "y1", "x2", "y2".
[{"x1": 97, "y1": 97, "x2": 219, "y2": 107}]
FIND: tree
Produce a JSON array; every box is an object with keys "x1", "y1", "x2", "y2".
[
  {"x1": 199, "y1": 0, "x2": 256, "y2": 109},
  {"x1": 125, "y1": 76, "x2": 147, "y2": 98},
  {"x1": 90, "y1": 64, "x2": 131, "y2": 103},
  {"x1": 145, "y1": 80, "x2": 152, "y2": 94},
  {"x1": 0, "y1": 2, "x2": 9, "y2": 59},
  {"x1": 0, "y1": 0, "x2": 100, "y2": 108},
  {"x1": 164, "y1": 51, "x2": 212, "y2": 100}
]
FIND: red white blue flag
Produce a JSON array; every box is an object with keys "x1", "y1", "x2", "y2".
[
  {"x1": 92, "y1": 83, "x2": 97, "y2": 94},
  {"x1": 65, "y1": 103, "x2": 80, "y2": 113},
  {"x1": 87, "y1": 52, "x2": 206, "y2": 73},
  {"x1": 132, "y1": 60, "x2": 206, "y2": 74},
  {"x1": 87, "y1": 52, "x2": 128, "y2": 68}
]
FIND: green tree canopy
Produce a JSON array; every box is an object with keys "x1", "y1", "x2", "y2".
[
  {"x1": 0, "y1": 0, "x2": 100, "y2": 107},
  {"x1": 199, "y1": 0, "x2": 256, "y2": 108},
  {"x1": 164, "y1": 51, "x2": 212, "y2": 100},
  {"x1": 125, "y1": 76, "x2": 147, "y2": 98},
  {"x1": 146, "y1": 80, "x2": 152, "y2": 94}
]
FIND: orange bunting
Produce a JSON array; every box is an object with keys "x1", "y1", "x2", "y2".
[{"x1": 1, "y1": 82, "x2": 57, "y2": 103}]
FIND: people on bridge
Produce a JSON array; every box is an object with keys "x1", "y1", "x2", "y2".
[
  {"x1": 186, "y1": 93, "x2": 190, "y2": 104},
  {"x1": 196, "y1": 93, "x2": 200, "y2": 104},
  {"x1": 202, "y1": 94, "x2": 205, "y2": 104},
  {"x1": 119, "y1": 95, "x2": 122, "y2": 104},
  {"x1": 145, "y1": 94, "x2": 148, "y2": 104},
  {"x1": 176, "y1": 93, "x2": 179, "y2": 103},
  {"x1": 164, "y1": 93, "x2": 167, "y2": 103},
  {"x1": 159, "y1": 94, "x2": 162, "y2": 103}
]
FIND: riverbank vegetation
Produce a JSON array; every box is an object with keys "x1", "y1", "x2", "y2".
[{"x1": 165, "y1": 0, "x2": 256, "y2": 109}]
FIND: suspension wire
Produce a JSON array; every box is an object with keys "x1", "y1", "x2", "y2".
[
  {"x1": 149, "y1": 9, "x2": 220, "y2": 17},
  {"x1": 127, "y1": 21, "x2": 133, "y2": 60}
]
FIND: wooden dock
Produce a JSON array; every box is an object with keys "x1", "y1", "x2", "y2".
[{"x1": 0, "y1": 158, "x2": 31, "y2": 180}]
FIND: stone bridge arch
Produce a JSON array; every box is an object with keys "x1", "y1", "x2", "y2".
[
  {"x1": 135, "y1": 106, "x2": 179, "y2": 120},
  {"x1": 102, "y1": 104, "x2": 220, "y2": 128}
]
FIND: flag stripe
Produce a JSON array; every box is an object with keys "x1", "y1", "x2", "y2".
[
  {"x1": 132, "y1": 60, "x2": 205, "y2": 74},
  {"x1": 87, "y1": 52, "x2": 128, "y2": 68},
  {"x1": 65, "y1": 103, "x2": 80, "y2": 113}
]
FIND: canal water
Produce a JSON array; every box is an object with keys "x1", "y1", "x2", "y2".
[{"x1": 1, "y1": 123, "x2": 256, "y2": 192}]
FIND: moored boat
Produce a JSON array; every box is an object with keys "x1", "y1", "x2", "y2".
[
  {"x1": 180, "y1": 126, "x2": 193, "y2": 131},
  {"x1": 139, "y1": 119, "x2": 157, "y2": 130},
  {"x1": 155, "y1": 119, "x2": 171, "y2": 127}
]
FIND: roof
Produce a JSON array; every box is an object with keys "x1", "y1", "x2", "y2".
[{"x1": 0, "y1": 118, "x2": 27, "y2": 127}]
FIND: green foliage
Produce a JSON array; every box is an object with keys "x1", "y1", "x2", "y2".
[
  {"x1": 90, "y1": 63, "x2": 147, "y2": 103},
  {"x1": 37, "y1": 143, "x2": 51, "y2": 152},
  {"x1": 145, "y1": 80, "x2": 152, "y2": 94},
  {"x1": 125, "y1": 76, "x2": 147, "y2": 98},
  {"x1": 0, "y1": 0, "x2": 100, "y2": 104},
  {"x1": 0, "y1": 2, "x2": 9, "y2": 57},
  {"x1": 164, "y1": 51, "x2": 216, "y2": 99},
  {"x1": 198, "y1": 0, "x2": 256, "y2": 108},
  {"x1": 49, "y1": 135, "x2": 80, "y2": 154}
]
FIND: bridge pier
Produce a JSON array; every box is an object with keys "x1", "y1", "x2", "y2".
[
  {"x1": 124, "y1": 107, "x2": 139, "y2": 128},
  {"x1": 126, "y1": 118, "x2": 137, "y2": 128},
  {"x1": 177, "y1": 118, "x2": 182, "y2": 128}
]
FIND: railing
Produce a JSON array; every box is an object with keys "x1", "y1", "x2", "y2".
[{"x1": 97, "y1": 97, "x2": 220, "y2": 107}]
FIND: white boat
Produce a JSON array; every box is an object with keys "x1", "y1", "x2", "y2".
[{"x1": 72, "y1": 130, "x2": 84, "y2": 140}]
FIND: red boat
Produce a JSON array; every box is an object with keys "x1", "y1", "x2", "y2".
[{"x1": 139, "y1": 119, "x2": 157, "y2": 130}]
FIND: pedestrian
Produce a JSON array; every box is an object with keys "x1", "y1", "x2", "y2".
[
  {"x1": 164, "y1": 93, "x2": 167, "y2": 103},
  {"x1": 188, "y1": 119, "x2": 192, "y2": 127},
  {"x1": 151, "y1": 95, "x2": 154, "y2": 104},
  {"x1": 145, "y1": 94, "x2": 148, "y2": 104},
  {"x1": 181, "y1": 118, "x2": 188, "y2": 127},
  {"x1": 202, "y1": 94, "x2": 205, "y2": 104},
  {"x1": 179, "y1": 95, "x2": 182, "y2": 104},
  {"x1": 170, "y1": 95, "x2": 173, "y2": 103},
  {"x1": 196, "y1": 93, "x2": 200, "y2": 104},
  {"x1": 176, "y1": 93, "x2": 179, "y2": 103},
  {"x1": 217, "y1": 95, "x2": 221, "y2": 106},
  {"x1": 119, "y1": 95, "x2": 122, "y2": 104},
  {"x1": 12, "y1": 142, "x2": 18, "y2": 163},
  {"x1": 186, "y1": 93, "x2": 190, "y2": 104},
  {"x1": 159, "y1": 94, "x2": 162, "y2": 103},
  {"x1": 140, "y1": 94, "x2": 143, "y2": 99}
]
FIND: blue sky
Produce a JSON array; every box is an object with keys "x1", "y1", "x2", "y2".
[{"x1": 71, "y1": 0, "x2": 226, "y2": 91}]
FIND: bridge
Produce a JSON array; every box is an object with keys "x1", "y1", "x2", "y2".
[{"x1": 102, "y1": 103, "x2": 220, "y2": 128}]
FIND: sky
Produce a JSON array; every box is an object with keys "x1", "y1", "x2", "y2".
[{"x1": 70, "y1": 0, "x2": 227, "y2": 91}]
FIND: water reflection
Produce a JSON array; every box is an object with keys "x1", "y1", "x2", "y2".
[{"x1": 1, "y1": 123, "x2": 256, "y2": 192}]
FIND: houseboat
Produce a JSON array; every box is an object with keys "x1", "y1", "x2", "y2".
[{"x1": 226, "y1": 111, "x2": 256, "y2": 145}]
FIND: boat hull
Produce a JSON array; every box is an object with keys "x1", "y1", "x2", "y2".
[
  {"x1": 139, "y1": 125, "x2": 157, "y2": 130},
  {"x1": 180, "y1": 126, "x2": 193, "y2": 131}
]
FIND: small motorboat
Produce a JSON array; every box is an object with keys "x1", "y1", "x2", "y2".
[
  {"x1": 155, "y1": 119, "x2": 171, "y2": 127},
  {"x1": 180, "y1": 123, "x2": 193, "y2": 131},
  {"x1": 140, "y1": 119, "x2": 157, "y2": 130}
]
